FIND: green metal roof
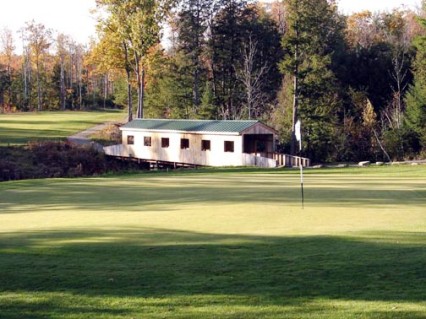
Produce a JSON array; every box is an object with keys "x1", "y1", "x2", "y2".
[{"x1": 121, "y1": 119, "x2": 266, "y2": 134}]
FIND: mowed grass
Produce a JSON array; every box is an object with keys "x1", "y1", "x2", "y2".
[
  {"x1": 0, "y1": 166, "x2": 425, "y2": 318},
  {"x1": 0, "y1": 111, "x2": 125, "y2": 145}
]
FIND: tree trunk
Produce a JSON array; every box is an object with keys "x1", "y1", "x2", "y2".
[
  {"x1": 60, "y1": 57, "x2": 66, "y2": 110},
  {"x1": 140, "y1": 67, "x2": 145, "y2": 118},
  {"x1": 124, "y1": 41, "x2": 133, "y2": 122},
  {"x1": 36, "y1": 60, "x2": 42, "y2": 111},
  {"x1": 127, "y1": 69, "x2": 133, "y2": 122},
  {"x1": 104, "y1": 73, "x2": 109, "y2": 109}
]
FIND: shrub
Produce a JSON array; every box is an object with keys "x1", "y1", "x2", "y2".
[{"x1": 0, "y1": 141, "x2": 143, "y2": 181}]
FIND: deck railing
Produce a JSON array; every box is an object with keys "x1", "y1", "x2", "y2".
[
  {"x1": 273, "y1": 153, "x2": 311, "y2": 167},
  {"x1": 104, "y1": 145, "x2": 311, "y2": 168}
]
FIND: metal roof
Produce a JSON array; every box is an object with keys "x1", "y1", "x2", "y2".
[{"x1": 121, "y1": 119, "x2": 273, "y2": 134}]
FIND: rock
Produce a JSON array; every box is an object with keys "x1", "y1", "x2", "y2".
[
  {"x1": 411, "y1": 162, "x2": 419, "y2": 166},
  {"x1": 376, "y1": 162, "x2": 384, "y2": 166},
  {"x1": 358, "y1": 161, "x2": 370, "y2": 167},
  {"x1": 312, "y1": 164, "x2": 324, "y2": 169},
  {"x1": 336, "y1": 164, "x2": 348, "y2": 168}
]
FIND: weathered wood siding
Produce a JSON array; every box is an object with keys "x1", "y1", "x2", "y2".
[
  {"x1": 120, "y1": 130, "x2": 249, "y2": 167},
  {"x1": 241, "y1": 123, "x2": 277, "y2": 135}
]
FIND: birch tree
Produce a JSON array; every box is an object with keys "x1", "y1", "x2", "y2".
[
  {"x1": 236, "y1": 35, "x2": 269, "y2": 119},
  {"x1": 22, "y1": 21, "x2": 52, "y2": 111},
  {"x1": 56, "y1": 34, "x2": 69, "y2": 110}
]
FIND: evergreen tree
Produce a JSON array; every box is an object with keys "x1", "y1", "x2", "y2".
[
  {"x1": 280, "y1": 0, "x2": 344, "y2": 161},
  {"x1": 175, "y1": 0, "x2": 214, "y2": 114},
  {"x1": 404, "y1": 4, "x2": 426, "y2": 151},
  {"x1": 208, "y1": 1, "x2": 282, "y2": 120}
]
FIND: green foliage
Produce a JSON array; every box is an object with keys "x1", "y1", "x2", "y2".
[
  {"x1": 144, "y1": 50, "x2": 193, "y2": 118},
  {"x1": 2, "y1": 1, "x2": 426, "y2": 162},
  {"x1": 404, "y1": 82, "x2": 426, "y2": 149},
  {"x1": 174, "y1": 0, "x2": 214, "y2": 111},
  {"x1": 0, "y1": 65, "x2": 11, "y2": 106},
  {"x1": 270, "y1": 79, "x2": 293, "y2": 153},
  {"x1": 207, "y1": 1, "x2": 282, "y2": 120},
  {"x1": 382, "y1": 126, "x2": 422, "y2": 160},
  {"x1": 198, "y1": 81, "x2": 216, "y2": 119},
  {"x1": 280, "y1": 0, "x2": 344, "y2": 161},
  {"x1": 404, "y1": 11, "x2": 426, "y2": 152}
]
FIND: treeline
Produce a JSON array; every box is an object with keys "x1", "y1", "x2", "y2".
[
  {"x1": 1, "y1": 0, "x2": 426, "y2": 163},
  {"x1": 0, "y1": 22, "x2": 114, "y2": 112}
]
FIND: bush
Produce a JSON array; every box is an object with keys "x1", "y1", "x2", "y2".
[
  {"x1": 0, "y1": 141, "x2": 143, "y2": 182},
  {"x1": 382, "y1": 128, "x2": 421, "y2": 161}
]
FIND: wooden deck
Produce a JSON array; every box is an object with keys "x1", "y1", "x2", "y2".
[
  {"x1": 104, "y1": 144, "x2": 310, "y2": 168},
  {"x1": 273, "y1": 153, "x2": 311, "y2": 168}
]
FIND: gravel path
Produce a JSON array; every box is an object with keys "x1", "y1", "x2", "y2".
[{"x1": 67, "y1": 122, "x2": 117, "y2": 152}]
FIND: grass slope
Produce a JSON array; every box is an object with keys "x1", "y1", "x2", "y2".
[
  {"x1": 0, "y1": 166, "x2": 425, "y2": 318},
  {"x1": 0, "y1": 111, "x2": 125, "y2": 145}
]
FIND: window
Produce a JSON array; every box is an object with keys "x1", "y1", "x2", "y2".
[
  {"x1": 127, "y1": 135, "x2": 134, "y2": 145},
  {"x1": 180, "y1": 138, "x2": 189, "y2": 149},
  {"x1": 201, "y1": 140, "x2": 211, "y2": 151},
  {"x1": 144, "y1": 136, "x2": 152, "y2": 147},
  {"x1": 161, "y1": 138, "x2": 169, "y2": 148},
  {"x1": 224, "y1": 141, "x2": 234, "y2": 152}
]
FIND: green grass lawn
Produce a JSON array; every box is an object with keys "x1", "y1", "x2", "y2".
[
  {"x1": 0, "y1": 111, "x2": 125, "y2": 145},
  {"x1": 0, "y1": 166, "x2": 425, "y2": 318}
]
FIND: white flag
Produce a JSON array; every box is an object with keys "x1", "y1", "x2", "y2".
[
  {"x1": 295, "y1": 120, "x2": 302, "y2": 151},
  {"x1": 295, "y1": 120, "x2": 301, "y2": 141}
]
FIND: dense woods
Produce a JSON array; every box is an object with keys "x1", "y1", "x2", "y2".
[{"x1": 1, "y1": 0, "x2": 426, "y2": 163}]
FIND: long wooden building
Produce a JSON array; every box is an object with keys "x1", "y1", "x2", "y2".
[{"x1": 104, "y1": 119, "x2": 281, "y2": 168}]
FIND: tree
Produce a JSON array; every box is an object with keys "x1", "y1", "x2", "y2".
[
  {"x1": 0, "y1": 28, "x2": 15, "y2": 109},
  {"x1": 208, "y1": 0, "x2": 247, "y2": 119},
  {"x1": 235, "y1": 35, "x2": 268, "y2": 119},
  {"x1": 22, "y1": 21, "x2": 52, "y2": 111},
  {"x1": 404, "y1": 2, "x2": 426, "y2": 152},
  {"x1": 96, "y1": 0, "x2": 174, "y2": 120},
  {"x1": 207, "y1": 1, "x2": 281, "y2": 120},
  {"x1": 175, "y1": 0, "x2": 214, "y2": 113},
  {"x1": 383, "y1": 10, "x2": 414, "y2": 129},
  {"x1": 280, "y1": 0, "x2": 344, "y2": 160},
  {"x1": 95, "y1": 5, "x2": 136, "y2": 121}
]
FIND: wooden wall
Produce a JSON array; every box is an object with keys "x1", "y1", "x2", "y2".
[{"x1": 121, "y1": 130, "x2": 247, "y2": 167}]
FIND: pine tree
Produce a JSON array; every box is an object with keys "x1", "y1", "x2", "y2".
[
  {"x1": 175, "y1": 0, "x2": 214, "y2": 114},
  {"x1": 280, "y1": 0, "x2": 344, "y2": 161},
  {"x1": 404, "y1": 3, "x2": 426, "y2": 151}
]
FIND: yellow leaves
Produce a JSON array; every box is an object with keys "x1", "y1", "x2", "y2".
[
  {"x1": 362, "y1": 99, "x2": 377, "y2": 128},
  {"x1": 345, "y1": 9, "x2": 413, "y2": 48}
]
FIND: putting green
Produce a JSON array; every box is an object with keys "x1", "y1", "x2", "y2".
[{"x1": 0, "y1": 166, "x2": 425, "y2": 318}]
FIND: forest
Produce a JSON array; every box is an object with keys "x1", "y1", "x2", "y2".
[{"x1": 1, "y1": 0, "x2": 426, "y2": 163}]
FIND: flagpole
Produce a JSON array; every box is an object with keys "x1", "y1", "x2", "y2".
[
  {"x1": 295, "y1": 120, "x2": 304, "y2": 209},
  {"x1": 300, "y1": 154, "x2": 304, "y2": 209}
]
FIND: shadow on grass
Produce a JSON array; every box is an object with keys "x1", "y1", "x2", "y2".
[{"x1": 0, "y1": 228, "x2": 425, "y2": 318}]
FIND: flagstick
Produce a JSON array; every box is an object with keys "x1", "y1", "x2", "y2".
[
  {"x1": 295, "y1": 119, "x2": 304, "y2": 209},
  {"x1": 300, "y1": 161, "x2": 304, "y2": 209}
]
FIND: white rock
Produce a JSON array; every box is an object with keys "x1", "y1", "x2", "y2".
[{"x1": 358, "y1": 161, "x2": 370, "y2": 167}]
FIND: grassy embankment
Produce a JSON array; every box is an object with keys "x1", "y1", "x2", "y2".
[
  {"x1": 0, "y1": 166, "x2": 425, "y2": 318},
  {"x1": 0, "y1": 111, "x2": 128, "y2": 180},
  {"x1": 0, "y1": 110, "x2": 125, "y2": 146}
]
